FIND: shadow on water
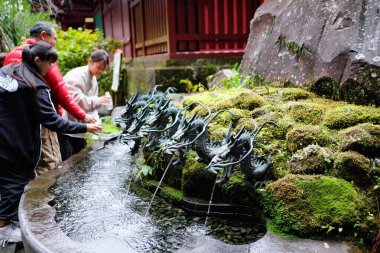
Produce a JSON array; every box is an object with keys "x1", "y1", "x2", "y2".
[{"x1": 51, "y1": 142, "x2": 266, "y2": 253}]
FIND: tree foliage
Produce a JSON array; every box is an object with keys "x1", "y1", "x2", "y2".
[
  {"x1": 55, "y1": 27, "x2": 123, "y2": 94},
  {"x1": 55, "y1": 27, "x2": 122, "y2": 75},
  {"x1": 0, "y1": 0, "x2": 52, "y2": 51}
]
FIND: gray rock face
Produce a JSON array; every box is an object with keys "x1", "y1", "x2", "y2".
[{"x1": 240, "y1": 0, "x2": 380, "y2": 105}]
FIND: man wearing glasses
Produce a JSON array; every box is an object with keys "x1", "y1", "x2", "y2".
[{"x1": 3, "y1": 21, "x2": 97, "y2": 175}]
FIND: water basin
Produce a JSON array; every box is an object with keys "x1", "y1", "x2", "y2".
[{"x1": 51, "y1": 142, "x2": 266, "y2": 252}]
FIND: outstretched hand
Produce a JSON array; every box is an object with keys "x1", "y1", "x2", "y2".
[
  {"x1": 86, "y1": 123, "x2": 102, "y2": 134},
  {"x1": 83, "y1": 114, "x2": 97, "y2": 123},
  {"x1": 99, "y1": 95, "x2": 111, "y2": 105}
]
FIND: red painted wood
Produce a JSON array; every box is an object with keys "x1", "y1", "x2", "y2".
[
  {"x1": 197, "y1": 0, "x2": 206, "y2": 50},
  {"x1": 208, "y1": 0, "x2": 215, "y2": 50},
  {"x1": 187, "y1": 0, "x2": 197, "y2": 51},
  {"x1": 167, "y1": 0, "x2": 177, "y2": 55},
  {"x1": 177, "y1": 0, "x2": 187, "y2": 51},
  {"x1": 97, "y1": 0, "x2": 263, "y2": 60}
]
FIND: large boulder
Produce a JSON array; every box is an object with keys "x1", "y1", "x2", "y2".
[{"x1": 240, "y1": 0, "x2": 380, "y2": 105}]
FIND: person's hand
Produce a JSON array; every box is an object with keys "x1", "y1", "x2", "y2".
[
  {"x1": 83, "y1": 114, "x2": 97, "y2": 123},
  {"x1": 86, "y1": 123, "x2": 102, "y2": 134},
  {"x1": 99, "y1": 95, "x2": 111, "y2": 106}
]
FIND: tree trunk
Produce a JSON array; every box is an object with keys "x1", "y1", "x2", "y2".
[{"x1": 371, "y1": 230, "x2": 380, "y2": 253}]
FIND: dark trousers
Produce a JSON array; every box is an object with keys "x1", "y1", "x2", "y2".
[
  {"x1": 58, "y1": 134, "x2": 86, "y2": 161},
  {"x1": 0, "y1": 175, "x2": 30, "y2": 221}
]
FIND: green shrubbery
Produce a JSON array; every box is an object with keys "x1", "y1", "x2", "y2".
[
  {"x1": 0, "y1": 0, "x2": 51, "y2": 50},
  {"x1": 55, "y1": 27, "x2": 122, "y2": 95}
]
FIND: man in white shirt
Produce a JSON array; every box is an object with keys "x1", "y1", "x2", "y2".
[{"x1": 58, "y1": 50, "x2": 110, "y2": 160}]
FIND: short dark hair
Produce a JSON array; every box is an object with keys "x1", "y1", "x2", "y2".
[
  {"x1": 6, "y1": 41, "x2": 57, "y2": 88},
  {"x1": 29, "y1": 21, "x2": 55, "y2": 38},
  {"x1": 90, "y1": 49, "x2": 109, "y2": 65}
]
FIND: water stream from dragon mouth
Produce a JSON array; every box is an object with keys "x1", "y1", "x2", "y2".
[
  {"x1": 144, "y1": 155, "x2": 175, "y2": 217},
  {"x1": 204, "y1": 177, "x2": 218, "y2": 227}
]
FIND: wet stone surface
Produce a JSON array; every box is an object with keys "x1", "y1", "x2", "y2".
[{"x1": 51, "y1": 142, "x2": 266, "y2": 253}]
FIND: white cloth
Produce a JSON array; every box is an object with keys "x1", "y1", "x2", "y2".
[{"x1": 62, "y1": 65, "x2": 102, "y2": 138}]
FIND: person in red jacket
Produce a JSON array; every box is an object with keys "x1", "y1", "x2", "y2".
[{"x1": 4, "y1": 21, "x2": 97, "y2": 175}]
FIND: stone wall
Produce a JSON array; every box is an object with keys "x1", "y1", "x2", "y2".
[{"x1": 125, "y1": 58, "x2": 240, "y2": 95}]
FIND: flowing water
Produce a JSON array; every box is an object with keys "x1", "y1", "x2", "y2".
[
  {"x1": 52, "y1": 142, "x2": 266, "y2": 252},
  {"x1": 144, "y1": 156, "x2": 175, "y2": 217},
  {"x1": 204, "y1": 177, "x2": 218, "y2": 227}
]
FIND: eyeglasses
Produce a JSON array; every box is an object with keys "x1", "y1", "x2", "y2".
[{"x1": 45, "y1": 31, "x2": 57, "y2": 41}]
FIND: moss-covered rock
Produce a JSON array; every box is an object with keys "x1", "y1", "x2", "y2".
[
  {"x1": 251, "y1": 86, "x2": 279, "y2": 96},
  {"x1": 286, "y1": 125, "x2": 336, "y2": 152},
  {"x1": 323, "y1": 105, "x2": 380, "y2": 129},
  {"x1": 221, "y1": 172, "x2": 260, "y2": 206},
  {"x1": 183, "y1": 89, "x2": 266, "y2": 114},
  {"x1": 331, "y1": 151, "x2": 371, "y2": 187},
  {"x1": 235, "y1": 117, "x2": 258, "y2": 132},
  {"x1": 182, "y1": 88, "x2": 247, "y2": 108},
  {"x1": 250, "y1": 105, "x2": 273, "y2": 118},
  {"x1": 209, "y1": 108, "x2": 250, "y2": 126},
  {"x1": 263, "y1": 174, "x2": 365, "y2": 237},
  {"x1": 280, "y1": 88, "x2": 316, "y2": 101},
  {"x1": 160, "y1": 186, "x2": 183, "y2": 205},
  {"x1": 280, "y1": 101, "x2": 326, "y2": 125},
  {"x1": 289, "y1": 144, "x2": 333, "y2": 174},
  {"x1": 208, "y1": 123, "x2": 229, "y2": 142},
  {"x1": 182, "y1": 151, "x2": 217, "y2": 199},
  {"x1": 230, "y1": 91, "x2": 266, "y2": 110},
  {"x1": 339, "y1": 123, "x2": 380, "y2": 157}
]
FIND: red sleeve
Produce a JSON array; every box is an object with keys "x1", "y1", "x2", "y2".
[
  {"x1": 3, "y1": 47, "x2": 23, "y2": 66},
  {"x1": 44, "y1": 63, "x2": 86, "y2": 120}
]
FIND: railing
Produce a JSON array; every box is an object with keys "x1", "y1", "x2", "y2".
[{"x1": 129, "y1": 0, "x2": 262, "y2": 59}]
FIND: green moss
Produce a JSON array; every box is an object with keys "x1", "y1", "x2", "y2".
[
  {"x1": 234, "y1": 117, "x2": 257, "y2": 132},
  {"x1": 182, "y1": 89, "x2": 242, "y2": 108},
  {"x1": 251, "y1": 86, "x2": 279, "y2": 95},
  {"x1": 222, "y1": 172, "x2": 260, "y2": 206},
  {"x1": 280, "y1": 88, "x2": 316, "y2": 101},
  {"x1": 271, "y1": 149, "x2": 292, "y2": 178},
  {"x1": 323, "y1": 105, "x2": 380, "y2": 129},
  {"x1": 208, "y1": 123, "x2": 229, "y2": 142},
  {"x1": 142, "y1": 178, "x2": 158, "y2": 190},
  {"x1": 263, "y1": 174, "x2": 365, "y2": 237},
  {"x1": 339, "y1": 123, "x2": 380, "y2": 157},
  {"x1": 286, "y1": 125, "x2": 336, "y2": 152},
  {"x1": 281, "y1": 101, "x2": 326, "y2": 125},
  {"x1": 332, "y1": 151, "x2": 371, "y2": 187},
  {"x1": 230, "y1": 91, "x2": 266, "y2": 110},
  {"x1": 160, "y1": 186, "x2": 183, "y2": 205},
  {"x1": 183, "y1": 88, "x2": 266, "y2": 114},
  {"x1": 289, "y1": 144, "x2": 333, "y2": 175},
  {"x1": 182, "y1": 151, "x2": 217, "y2": 199},
  {"x1": 250, "y1": 105, "x2": 273, "y2": 118},
  {"x1": 209, "y1": 108, "x2": 250, "y2": 126}
]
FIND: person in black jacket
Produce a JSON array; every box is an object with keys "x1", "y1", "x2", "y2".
[{"x1": 0, "y1": 41, "x2": 101, "y2": 243}]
